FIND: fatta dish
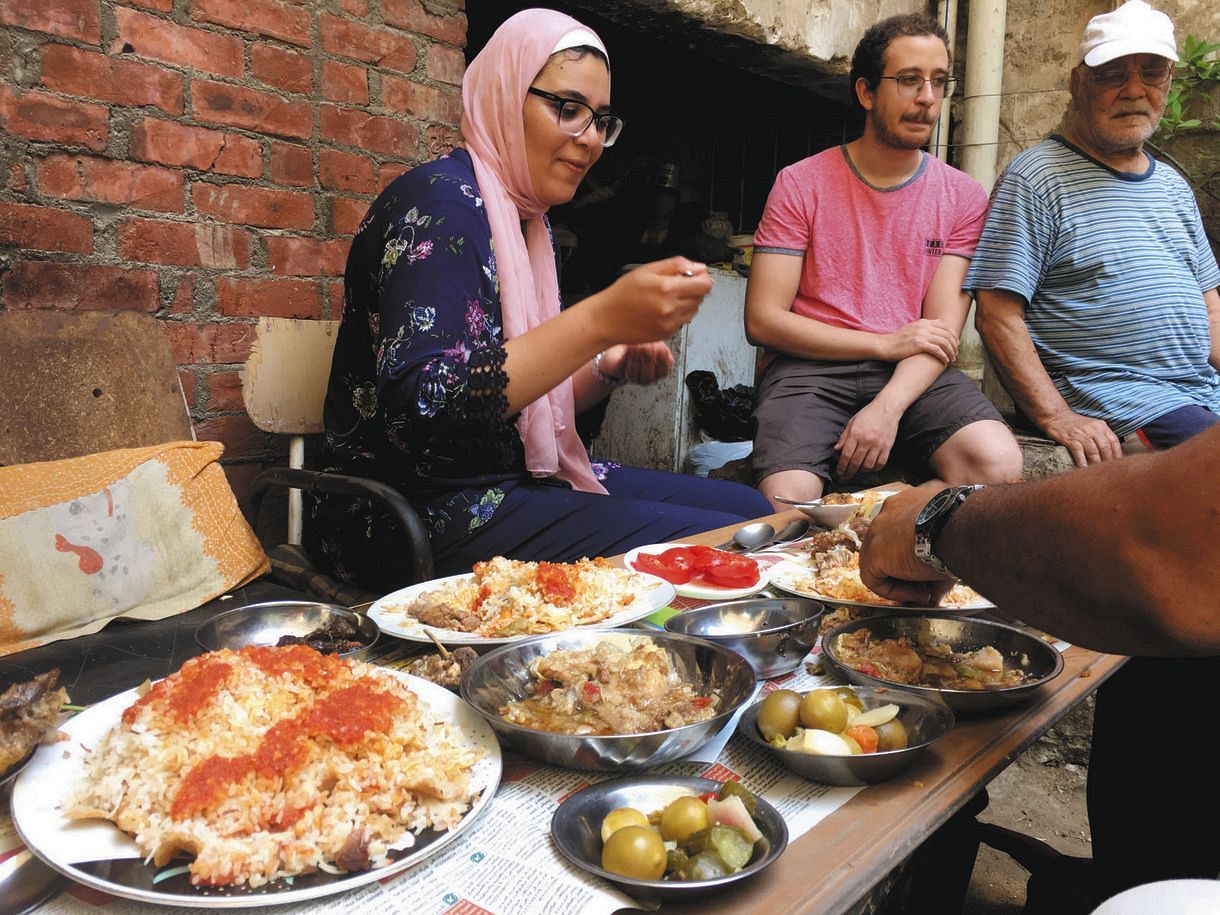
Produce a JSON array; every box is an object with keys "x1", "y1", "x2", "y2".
[{"x1": 39, "y1": 646, "x2": 496, "y2": 897}]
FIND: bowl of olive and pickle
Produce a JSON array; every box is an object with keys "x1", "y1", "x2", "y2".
[
  {"x1": 550, "y1": 775, "x2": 787, "y2": 900},
  {"x1": 739, "y1": 684, "x2": 955, "y2": 786}
]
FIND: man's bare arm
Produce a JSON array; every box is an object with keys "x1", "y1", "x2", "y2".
[
  {"x1": 744, "y1": 251, "x2": 957, "y2": 364},
  {"x1": 1205, "y1": 286, "x2": 1220, "y2": 371},
  {"x1": 860, "y1": 425, "x2": 1220, "y2": 656},
  {"x1": 975, "y1": 287, "x2": 1121, "y2": 466}
]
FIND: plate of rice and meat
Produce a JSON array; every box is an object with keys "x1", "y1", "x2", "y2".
[
  {"x1": 369, "y1": 555, "x2": 676, "y2": 646},
  {"x1": 9, "y1": 645, "x2": 501, "y2": 906}
]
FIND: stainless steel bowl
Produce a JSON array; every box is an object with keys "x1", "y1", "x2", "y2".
[
  {"x1": 194, "y1": 601, "x2": 379, "y2": 660},
  {"x1": 663, "y1": 597, "x2": 824, "y2": 678},
  {"x1": 739, "y1": 685, "x2": 954, "y2": 785},
  {"x1": 550, "y1": 775, "x2": 787, "y2": 901},
  {"x1": 460, "y1": 630, "x2": 756, "y2": 771},
  {"x1": 821, "y1": 614, "x2": 1065, "y2": 714}
]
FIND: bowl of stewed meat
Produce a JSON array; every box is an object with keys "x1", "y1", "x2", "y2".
[{"x1": 460, "y1": 630, "x2": 756, "y2": 770}]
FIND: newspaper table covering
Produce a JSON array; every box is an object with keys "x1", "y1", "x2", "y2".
[{"x1": 1, "y1": 576, "x2": 868, "y2": 915}]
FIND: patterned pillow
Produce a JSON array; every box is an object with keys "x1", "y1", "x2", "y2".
[{"x1": 0, "y1": 441, "x2": 269, "y2": 656}]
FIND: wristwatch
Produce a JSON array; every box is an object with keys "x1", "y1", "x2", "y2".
[{"x1": 913, "y1": 484, "x2": 985, "y2": 575}]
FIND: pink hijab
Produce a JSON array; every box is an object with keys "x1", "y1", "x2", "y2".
[{"x1": 461, "y1": 9, "x2": 608, "y2": 495}]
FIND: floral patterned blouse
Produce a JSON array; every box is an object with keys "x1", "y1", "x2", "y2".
[{"x1": 321, "y1": 149, "x2": 536, "y2": 554}]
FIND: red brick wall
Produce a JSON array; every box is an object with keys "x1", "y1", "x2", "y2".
[{"x1": 0, "y1": 0, "x2": 466, "y2": 492}]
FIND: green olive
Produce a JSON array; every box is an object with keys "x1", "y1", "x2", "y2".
[
  {"x1": 756, "y1": 689, "x2": 802, "y2": 741},
  {"x1": 601, "y1": 825, "x2": 667, "y2": 881},
  {"x1": 659, "y1": 795, "x2": 709, "y2": 843},
  {"x1": 799, "y1": 689, "x2": 848, "y2": 733},
  {"x1": 600, "y1": 807, "x2": 649, "y2": 842},
  {"x1": 875, "y1": 718, "x2": 909, "y2": 752},
  {"x1": 833, "y1": 686, "x2": 864, "y2": 710}
]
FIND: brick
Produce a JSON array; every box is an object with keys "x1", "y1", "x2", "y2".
[
  {"x1": 0, "y1": 202, "x2": 93, "y2": 254},
  {"x1": 426, "y1": 43, "x2": 465, "y2": 86},
  {"x1": 128, "y1": 0, "x2": 173, "y2": 10},
  {"x1": 205, "y1": 369, "x2": 246, "y2": 411},
  {"x1": 38, "y1": 154, "x2": 184, "y2": 213},
  {"x1": 118, "y1": 217, "x2": 252, "y2": 268},
  {"x1": 193, "y1": 183, "x2": 314, "y2": 229},
  {"x1": 3, "y1": 261, "x2": 158, "y2": 311},
  {"x1": 321, "y1": 60, "x2": 368, "y2": 105},
  {"x1": 7, "y1": 161, "x2": 30, "y2": 193},
  {"x1": 0, "y1": 85, "x2": 107, "y2": 151},
  {"x1": 319, "y1": 148, "x2": 374, "y2": 193},
  {"x1": 382, "y1": 76, "x2": 461, "y2": 125},
  {"x1": 169, "y1": 272, "x2": 197, "y2": 314},
  {"x1": 267, "y1": 141, "x2": 312, "y2": 187},
  {"x1": 382, "y1": 0, "x2": 467, "y2": 46},
  {"x1": 329, "y1": 196, "x2": 368, "y2": 234},
  {"x1": 251, "y1": 44, "x2": 313, "y2": 95},
  {"x1": 41, "y1": 44, "x2": 184, "y2": 116},
  {"x1": 320, "y1": 14, "x2": 417, "y2": 73},
  {"x1": 377, "y1": 162, "x2": 411, "y2": 193},
  {"x1": 339, "y1": 0, "x2": 369, "y2": 15},
  {"x1": 115, "y1": 7, "x2": 243, "y2": 79},
  {"x1": 192, "y1": 0, "x2": 311, "y2": 48},
  {"x1": 192, "y1": 79, "x2": 312, "y2": 140},
  {"x1": 321, "y1": 104, "x2": 416, "y2": 157},
  {"x1": 195, "y1": 414, "x2": 265, "y2": 461},
  {"x1": 130, "y1": 118, "x2": 262, "y2": 178},
  {"x1": 165, "y1": 320, "x2": 256, "y2": 364},
  {"x1": 0, "y1": 0, "x2": 100, "y2": 43},
  {"x1": 266, "y1": 236, "x2": 348, "y2": 275},
  {"x1": 425, "y1": 124, "x2": 460, "y2": 159},
  {"x1": 215, "y1": 276, "x2": 323, "y2": 318}
]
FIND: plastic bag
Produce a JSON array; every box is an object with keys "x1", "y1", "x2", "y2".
[
  {"x1": 684, "y1": 439, "x2": 753, "y2": 477},
  {"x1": 684, "y1": 370, "x2": 754, "y2": 442}
]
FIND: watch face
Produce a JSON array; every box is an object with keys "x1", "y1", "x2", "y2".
[{"x1": 916, "y1": 488, "x2": 955, "y2": 525}]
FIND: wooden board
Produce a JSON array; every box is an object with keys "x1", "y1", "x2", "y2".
[
  {"x1": 0, "y1": 311, "x2": 193, "y2": 466},
  {"x1": 243, "y1": 318, "x2": 340, "y2": 435}
]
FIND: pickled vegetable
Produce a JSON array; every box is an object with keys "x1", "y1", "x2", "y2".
[
  {"x1": 601, "y1": 825, "x2": 667, "y2": 880},
  {"x1": 600, "y1": 807, "x2": 649, "y2": 842},
  {"x1": 874, "y1": 718, "x2": 909, "y2": 751},
  {"x1": 687, "y1": 851, "x2": 731, "y2": 881},
  {"x1": 717, "y1": 780, "x2": 758, "y2": 816},
  {"x1": 660, "y1": 795, "x2": 709, "y2": 843},
  {"x1": 799, "y1": 689, "x2": 848, "y2": 732},
  {"x1": 684, "y1": 825, "x2": 754, "y2": 871},
  {"x1": 756, "y1": 689, "x2": 802, "y2": 741}
]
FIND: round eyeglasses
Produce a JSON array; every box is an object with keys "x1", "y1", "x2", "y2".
[
  {"x1": 1086, "y1": 64, "x2": 1174, "y2": 89},
  {"x1": 877, "y1": 74, "x2": 958, "y2": 98},
  {"x1": 527, "y1": 87, "x2": 625, "y2": 147}
]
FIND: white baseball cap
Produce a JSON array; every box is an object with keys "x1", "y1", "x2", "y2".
[{"x1": 1079, "y1": 0, "x2": 1178, "y2": 66}]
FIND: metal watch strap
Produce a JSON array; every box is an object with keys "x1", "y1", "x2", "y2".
[
  {"x1": 913, "y1": 484, "x2": 985, "y2": 575},
  {"x1": 591, "y1": 350, "x2": 626, "y2": 388}
]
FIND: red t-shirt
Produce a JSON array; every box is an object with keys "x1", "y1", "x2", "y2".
[{"x1": 753, "y1": 146, "x2": 988, "y2": 334}]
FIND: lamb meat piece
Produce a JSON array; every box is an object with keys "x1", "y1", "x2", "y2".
[
  {"x1": 406, "y1": 647, "x2": 478, "y2": 690},
  {"x1": 408, "y1": 597, "x2": 482, "y2": 633},
  {"x1": 1, "y1": 669, "x2": 69, "y2": 775}
]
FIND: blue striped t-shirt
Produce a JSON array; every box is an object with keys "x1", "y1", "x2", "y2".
[{"x1": 965, "y1": 136, "x2": 1220, "y2": 437}]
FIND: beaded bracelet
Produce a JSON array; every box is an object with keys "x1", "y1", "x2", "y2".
[{"x1": 591, "y1": 350, "x2": 627, "y2": 388}]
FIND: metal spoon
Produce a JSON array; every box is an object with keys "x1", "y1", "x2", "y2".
[
  {"x1": 770, "y1": 518, "x2": 811, "y2": 545},
  {"x1": 714, "y1": 521, "x2": 775, "y2": 551}
]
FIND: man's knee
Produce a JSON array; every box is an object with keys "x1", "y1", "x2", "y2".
[
  {"x1": 932, "y1": 420, "x2": 1024, "y2": 482},
  {"x1": 758, "y1": 469, "x2": 824, "y2": 510}
]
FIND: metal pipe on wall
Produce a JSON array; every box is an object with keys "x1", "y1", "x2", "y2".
[{"x1": 931, "y1": 0, "x2": 959, "y2": 162}]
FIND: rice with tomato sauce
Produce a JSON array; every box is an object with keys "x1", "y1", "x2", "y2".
[
  {"x1": 399, "y1": 556, "x2": 649, "y2": 638},
  {"x1": 65, "y1": 646, "x2": 485, "y2": 888}
]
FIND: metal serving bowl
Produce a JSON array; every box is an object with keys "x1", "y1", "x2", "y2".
[
  {"x1": 550, "y1": 775, "x2": 788, "y2": 901},
  {"x1": 194, "y1": 600, "x2": 379, "y2": 660},
  {"x1": 821, "y1": 614, "x2": 1064, "y2": 714},
  {"x1": 663, "y1": 597, "x2": 824, "y2": 678},
  {"x1": 460, "y1": 630, "x2": 756, "y2": 771},
  {"x1": 739, "y1": 685, "x2": 955, "y2": 786}
]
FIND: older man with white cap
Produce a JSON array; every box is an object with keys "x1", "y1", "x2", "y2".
[
  {"x1": 963, "y1": 1, "x2": 1220, "y2": 907},
  {"x1": 966, "y1": 0, "x2": 1219, "y2": 467}
]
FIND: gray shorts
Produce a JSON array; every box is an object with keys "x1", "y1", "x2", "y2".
[{"x1": 751, "y1": 357, "x2": 1006, "y2": 486}]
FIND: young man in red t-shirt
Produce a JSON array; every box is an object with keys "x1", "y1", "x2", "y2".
[{"x1": 746, "y1": 14, "x2": 1021, "y2": 511}]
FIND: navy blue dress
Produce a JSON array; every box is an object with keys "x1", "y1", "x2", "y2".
[{"x1": 306, "y1": 149, "x2": 771, "y2": 590}]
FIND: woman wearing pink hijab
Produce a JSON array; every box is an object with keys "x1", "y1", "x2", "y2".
[{"x1": 310, "y1": 8, "x2": 771, "y2": 589}]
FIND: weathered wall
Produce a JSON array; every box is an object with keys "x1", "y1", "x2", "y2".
[{"x1": 0, "y1": 0, "x2": 466, "y2": 492}]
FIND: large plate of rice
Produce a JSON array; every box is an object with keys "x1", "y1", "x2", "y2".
[
  {"x1": 369, "y1": 556, "x2": 675, "y2": 646},
  {"x1": 10, "y1": 645, "x2": 501, "y2": 907}
]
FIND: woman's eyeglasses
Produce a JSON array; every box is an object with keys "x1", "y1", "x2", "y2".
[
  {"x1": 877, "y1": 75, "x2": 958, "y2": 98},
  {"x1": 1086, "y1": 64, "x2": 1174, "y2": 89},
  {"x1": 527, "y1": 88, "x2": 625, "y2": 147}
]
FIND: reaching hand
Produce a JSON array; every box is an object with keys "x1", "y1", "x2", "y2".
[
  {"x1": 1042, "y1": 409, "x2": 1122, "y2": 467},
  {"x1": 597, "y1": 342, "x2": 675, "y2": 386},
  {"x1": 599, "y1": 257, "x2": 711, "y2": 345},
  {"x1": 860, "y1": 484, "x2": 957, "y2": 605},
  {"x1": 834, "y1": 401, "x2": 899, "y2": 478},
  {"x1": 884, "y1": 318, "x2": 959, "y2": 365}
]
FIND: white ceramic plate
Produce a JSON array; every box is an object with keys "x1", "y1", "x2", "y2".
[
  {"x1": 768, "y1": 558, "x2": 994, "y2": 612},
  {"x1": 368, "y1": 570, "x2": 675, "y2": 646},
  {"x1": 622, "y1": 543, "x2": 769, "y2": 600},
  {"x1": 10, "y1": 672, "x2": 501, "y2": 908},
  {"x1": 784, "y1": 490, "x2": 898, "y2": 528}
]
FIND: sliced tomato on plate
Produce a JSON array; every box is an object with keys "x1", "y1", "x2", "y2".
[
  {"x1": 631, "y1": 551, "x2": 693, "y2": 584},
  {"x1": 658, "y1": 547, "x2": 695, "y2": 571},
  {"x1": 701, "y1": 554, "x2": 760, "y2": 588}
]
